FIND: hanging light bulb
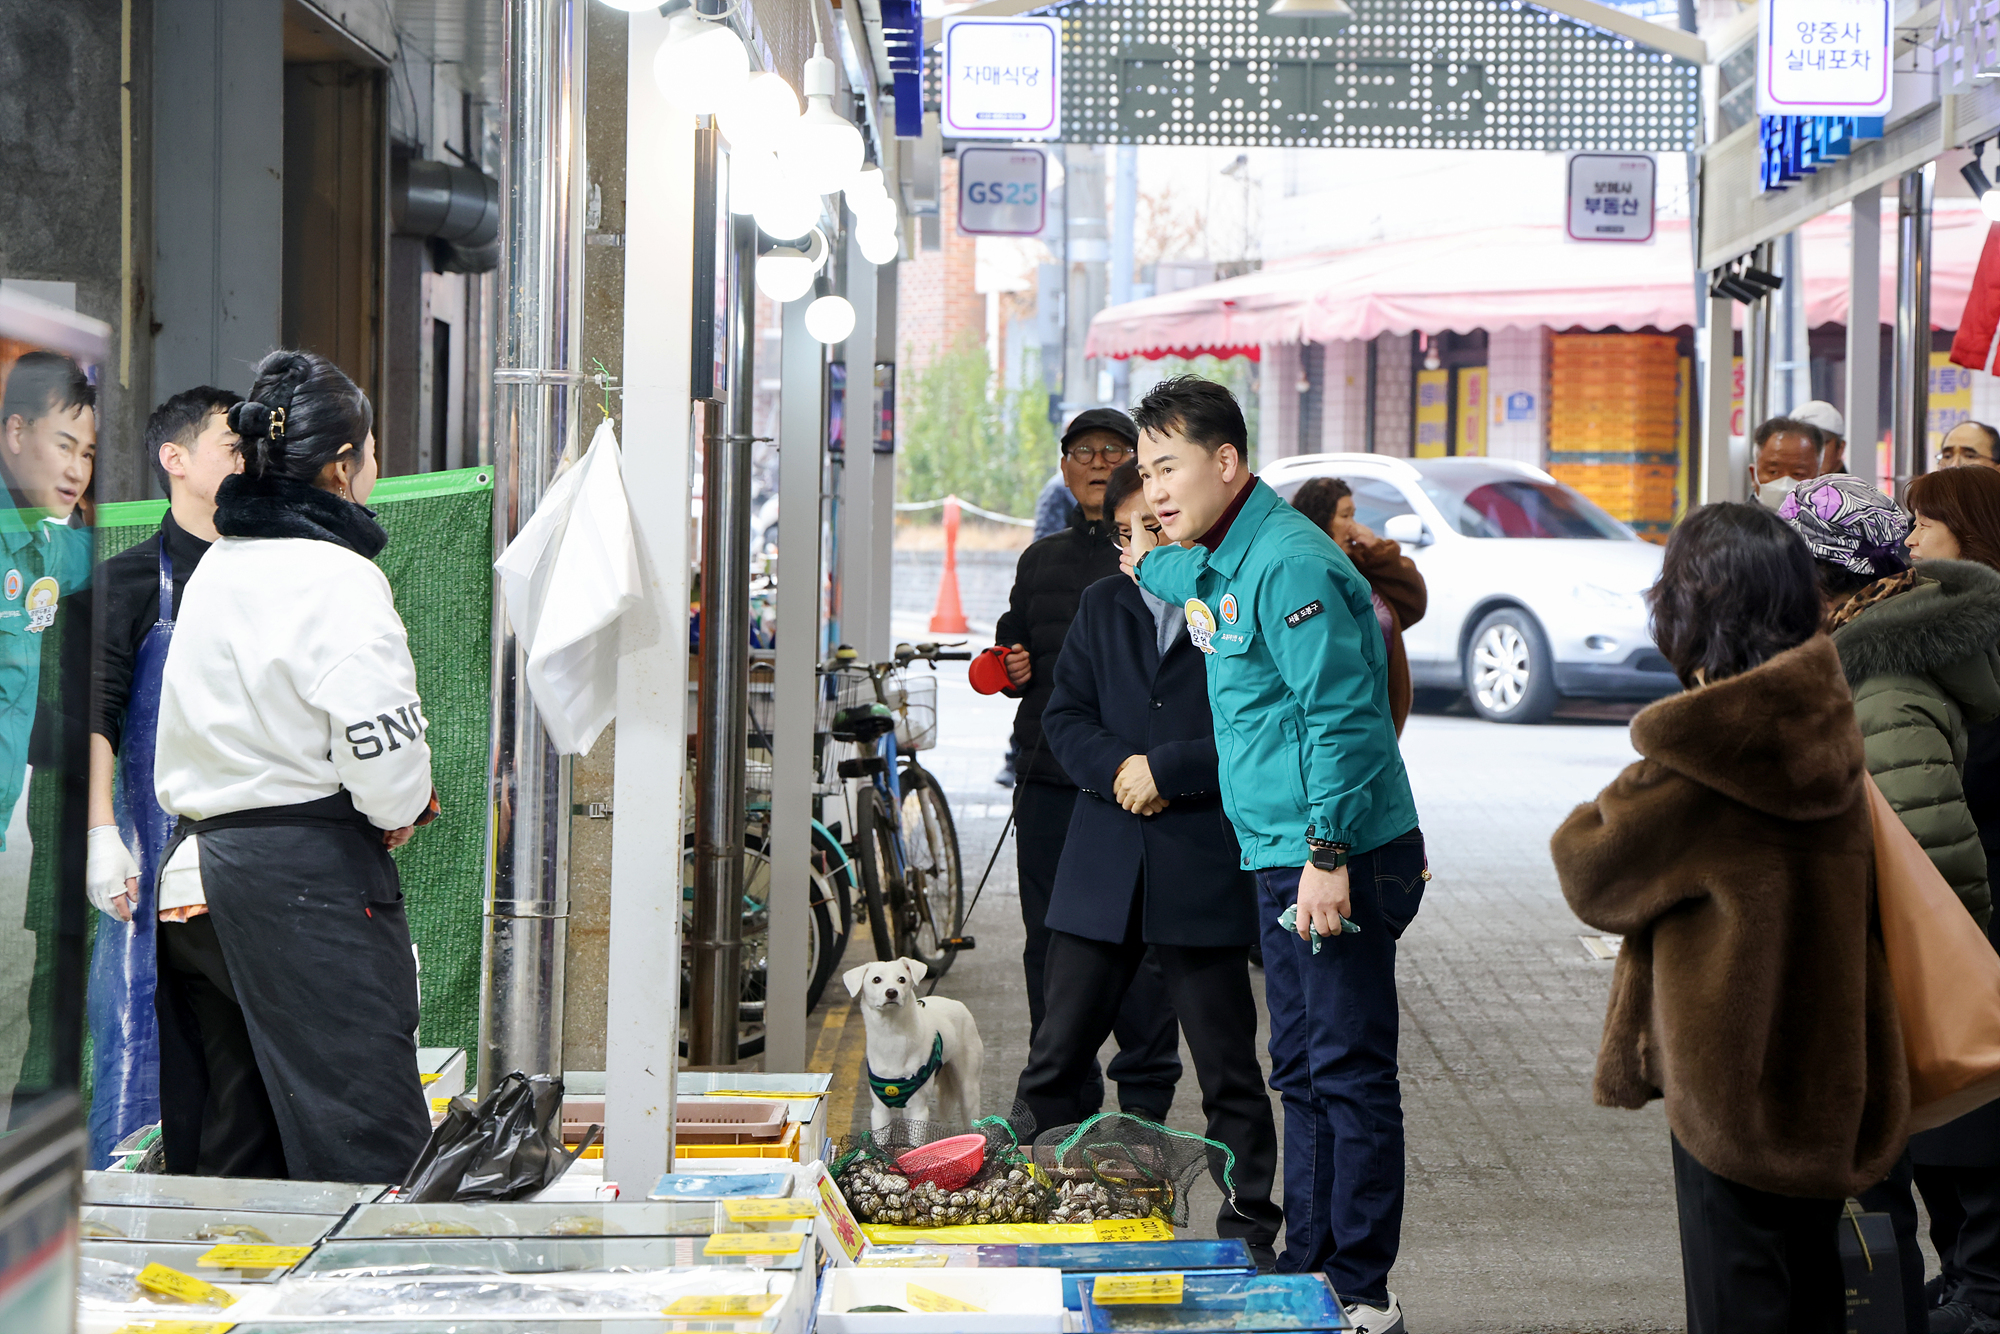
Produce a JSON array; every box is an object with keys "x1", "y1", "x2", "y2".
[
  {"x1": 856, "y1": 222, "x2": 901, "y2": 266},
  {"x1": 780, "y1": 44, "x2": 864, "y2": 197},
  {"x1": 753, "y1": 183, "x2": 819, "y2": 241},
  {"x1": 846, "y1": 165, "x2": 889, "y2": 205},
  {"x1": 756, "y1": 247, "x2": 818, "y2": 303},
  {"x1": 653, "y1": 9, "x2": 749, "y2": 114},
  {"x1": 805, "y1": 295, "x2": 857, "y2": 344},
  {"x1": 594, "y1": 0, "x2": 660, "y2": 9},
  {"x1": 729, "y1": 150, "x2": 779, "y2": 217},
  {"x1": 719, "y1": 71, "x2": 800, "y2": 153}
]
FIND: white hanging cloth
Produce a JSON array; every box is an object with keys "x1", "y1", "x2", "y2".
[{"x1": 493, "y1": 419, "x2": 641, "y2": 756}]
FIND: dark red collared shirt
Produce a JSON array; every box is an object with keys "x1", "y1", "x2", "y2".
[{"x1": 1196, "y1": 474, "x2": 1259, "y2": 553}]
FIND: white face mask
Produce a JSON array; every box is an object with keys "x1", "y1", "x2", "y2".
[{"x1": 1754, "y1": 475, "x2": 1798, "y2": 510}]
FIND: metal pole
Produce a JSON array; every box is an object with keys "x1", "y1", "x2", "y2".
[
  {"x1": 1109, "y1": 145, "x2": 1137, "y2": 407},
  {"x1": 1700, "y1": 285, "x2": 1736, "y2": 504},
  {"x1": 481, "y1": 0, "x2": 583, "y2": 1094},
  {"x1": 1745, "y1": 240, "x2": 1773, "y2": 438},
  {"x1": 1848, "y1": 185, "x2": 1882, "y2": 488},
  {"x1": 1893, "y1": 165, "x2": 1933, "y2": 498},
  {"x1": 689, "y1": 213, "x2": 758, "y2": 1066}
]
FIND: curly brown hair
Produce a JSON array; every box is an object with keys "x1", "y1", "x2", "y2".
[
  {"x1": 1906, "y1": 465, "x2": 2000, "y2": 573},
  {"x1": 1288, "y1": 476, "x2": 1351, "y2": 538}
]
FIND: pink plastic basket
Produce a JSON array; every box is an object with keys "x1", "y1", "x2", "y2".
[{"x1": 895, "y1": 1134, "x2": 987, "y2": 1191}]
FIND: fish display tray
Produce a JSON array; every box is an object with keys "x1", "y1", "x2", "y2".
[
  {"x1": 650, "y1": 1171, "x2": 794, "y2": 1200},
  {"x1": 82, "y1": 1205, "x2": 336, "y2": 1246},
  {"x1": 83, "y1": 1170, "x2": 388, "y2": 1215},
  {"x1": 81, "y1": 1239, "x2": 303, "y2": 1284},
  {"x1": 297, "y1": 1234, "x2": 811, "y2": 1277},
  {"x1": 333, "y1": 1201, "x2": 811, "y2": 1240},
  {"x1": 1080, "y1": 1273, "x2": 1347, "y2": 1331},
  {"x1": 675, "y1": 1100, "x2": 790, "y2": 1143}
]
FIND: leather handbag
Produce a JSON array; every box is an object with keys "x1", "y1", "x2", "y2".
[{"x1": 1866, "y1": 773, "x2": 2000, "y2": 1131}]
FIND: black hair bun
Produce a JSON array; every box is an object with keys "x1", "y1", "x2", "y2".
[{"x1": 228, "y1": 400, "x2": 275, "y2": 439}]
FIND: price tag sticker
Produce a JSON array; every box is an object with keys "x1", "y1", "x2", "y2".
[
  {"x1": 703, "y1": 1231, "x2": 806, "y2": 1256},
  {"x1": 1093, "y1": 1217, "x2": 1174, "y2": 1242},
  {"x1": 1092, "y1": 1274, "x2": 1185, "y2": 1305},
  {"x1": 723, "y1": 1198, "x2": 818, "y2": 1221},
  {"x1": 906, "y1": 1282, "x2": 985, "y2": 1313},
  {"x1": 859, "y1": 1250, "x2": 950, "y2": 1268},
  {"x1": 134, "y1": 1263, "x2": 237, "y2": 1307},
  {"x1": 663, "y1": 1293, "x2": 783, "y2": 1316},
  {"x1": 197, "y1": 1244, "x2": 313, "y2": 1270}
]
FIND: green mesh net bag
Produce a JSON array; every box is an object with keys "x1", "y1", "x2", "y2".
[{"x1": 1031, "y1": 1111, "x2": 1238, "y2": 1229}]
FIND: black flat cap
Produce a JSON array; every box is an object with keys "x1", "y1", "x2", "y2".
[{"x1": 1061, "y1": 407, "x2": 1139, "y2": 447}]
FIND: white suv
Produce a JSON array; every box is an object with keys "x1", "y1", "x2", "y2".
[{"x1": 1262, "y1": 454, "x2": 1675, "y2": 724}]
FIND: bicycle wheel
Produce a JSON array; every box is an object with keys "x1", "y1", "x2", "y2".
[
  {"x1": 898, "y1": 761, "x2": 963, "y2": 976},
  {"x1": 678, "y1": 834, "x2": 835, "y2": 1059},
  {"x1": 812, "y1": 820, "x2": 856, "y2": 946},
  {"x1": 853, "y1": 787, "x2": 901, "y2": 964}
]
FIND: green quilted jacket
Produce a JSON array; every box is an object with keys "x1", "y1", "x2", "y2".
[{"x1": 1833, "y1": 558, "x2": 2000, "y2": 929}]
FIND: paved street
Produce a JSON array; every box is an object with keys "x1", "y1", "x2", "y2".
[{"x1": 808, "y1": 601, "x2": 1680, "y2": 1332}]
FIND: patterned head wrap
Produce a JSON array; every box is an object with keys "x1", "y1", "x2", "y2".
[{"x1": 1776, "y1": 474, "x2": 1912, "y2": 576}]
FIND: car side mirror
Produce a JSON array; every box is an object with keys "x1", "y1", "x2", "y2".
[{"x1": 1383, "y1": 514, "x2": 1431, "y2": 547}]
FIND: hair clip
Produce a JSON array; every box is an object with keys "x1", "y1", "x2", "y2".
[{"x1": 268, "y1": 406, "x2": 287, "y2": 439}]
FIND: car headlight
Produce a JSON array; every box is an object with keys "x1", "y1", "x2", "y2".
[{"x1": 1572, "y1": 582, "x2": 1643, "y2": 614}]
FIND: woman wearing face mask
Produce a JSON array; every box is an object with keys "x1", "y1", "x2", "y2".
[
  {"x1": 151, "y1": 349, "x2": 437, "y2": 1183},
  {"x1": 1896, "y1": 464, "x2": 2000, "y2": 1333},
  {"x1": 1781, "y1": 473, "x2": 2000, "y2": 1334},
  {"x1": 1288, "y1": 478, "x2": 1427, "y2": 735}
]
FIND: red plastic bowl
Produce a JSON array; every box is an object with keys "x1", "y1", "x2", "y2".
[{"x1": 896, "y1": 1134, "x2": 988, "y2": 1191}]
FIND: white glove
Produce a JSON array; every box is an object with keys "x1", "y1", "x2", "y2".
[{"x1": 86, "y1": 825, "x2": 140, "y2": 920}]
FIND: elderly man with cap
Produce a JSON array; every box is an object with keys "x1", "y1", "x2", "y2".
[
  {"x1": 1793, "y1": 399, "x2": 1848, "y2": 475},
  {"x1": 992, "y1": 406, "x2": 1183, "y2": 1123}
]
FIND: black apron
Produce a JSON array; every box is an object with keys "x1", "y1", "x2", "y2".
[{"x1": 159, "y1": 792, "x2": 431, "y2": 1183}]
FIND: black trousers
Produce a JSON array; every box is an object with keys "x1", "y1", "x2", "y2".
[
  {"x1": 155, "y1": 913, "x2": 289, "y2": 1178},
  {"x1": 1916, "y1": 1163, "x2": 2000, "y2": 1317},
  {"x1": 1673, "y1": 1136, "x2": 1845, "y2": 1334},
  {"x1": 1014, "y1": 780, "x2": 1180, "y2": 1118},
  {"x1": 1858, "y1": 1152, "x2": 1930, "y2": 1334},
  {"x1": 1015, "y1": 895, "x2": 1281, "y2": 1250}
]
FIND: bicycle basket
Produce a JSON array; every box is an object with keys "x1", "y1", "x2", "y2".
[{"x1": 889, "y1": 670, "x2": 938, "y2": 752}]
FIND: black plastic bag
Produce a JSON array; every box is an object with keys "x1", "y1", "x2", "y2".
[{"x1": 397, "y1": 1071, "x2": 597, "y2": 1203}]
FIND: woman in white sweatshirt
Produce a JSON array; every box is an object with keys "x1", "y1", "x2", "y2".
[{"x1": 152, "y1": 349, "x2": 435, "y2": 1183}]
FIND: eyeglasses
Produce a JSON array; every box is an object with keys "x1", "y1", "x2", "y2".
[{"x1": 1063, "y1": 441, "x2": 1132, "y2": 464}]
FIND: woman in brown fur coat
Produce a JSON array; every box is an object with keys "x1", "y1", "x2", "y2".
[{"x1": 1552, "y1": 502, "x2": 1910, "y2": 1334}]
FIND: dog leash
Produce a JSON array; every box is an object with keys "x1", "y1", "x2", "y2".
[{"x1": 926, "y1": 726, "x2": 1041, "y2": 997}]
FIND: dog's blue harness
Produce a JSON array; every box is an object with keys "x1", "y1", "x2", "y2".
[{"x1": 867, "y1": 1028, "x2": 946, "y2": 1109}]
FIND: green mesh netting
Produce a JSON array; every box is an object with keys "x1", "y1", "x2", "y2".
[{"x1": 25, "y1": 467, "x2": 496, "y2": 1096}]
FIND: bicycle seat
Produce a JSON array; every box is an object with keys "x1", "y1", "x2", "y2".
[{"x1": 831, "y1": 702, "x2": 897, "y2": 743}]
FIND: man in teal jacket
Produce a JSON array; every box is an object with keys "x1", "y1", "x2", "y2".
[{"x1": 1123, "y1": 376, "x2": 1425, "y2": 1334}]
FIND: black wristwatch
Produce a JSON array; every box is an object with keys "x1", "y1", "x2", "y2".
[{"x1": 1307, "y1": 839, "x2": 1349, "y2": 872}]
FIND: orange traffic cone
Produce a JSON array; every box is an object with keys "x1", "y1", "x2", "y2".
[{"x1": 929, "y1": 496, "x2": 971, "y2": 634}]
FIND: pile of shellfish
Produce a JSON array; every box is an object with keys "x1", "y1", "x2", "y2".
[
  {"x1": 834, "y1": 1161, "x2": 1049, "y2": 1227},
  {"x1": 1043, "y1": 1177, "x2": 1154, "y2": 1224}
]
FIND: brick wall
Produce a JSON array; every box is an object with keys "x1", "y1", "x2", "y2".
[{"x1": 897, "y1": 155, "x2": 984, "y2": 381}]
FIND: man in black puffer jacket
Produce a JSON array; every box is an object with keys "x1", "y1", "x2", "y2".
[{"x1": 996, "y1": 408, "x2": 1181, "y2": 1122}]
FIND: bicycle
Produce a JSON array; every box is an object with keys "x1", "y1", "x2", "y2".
[{"x1": 822, "y1": 642, "x2": 970, "y2": 977}]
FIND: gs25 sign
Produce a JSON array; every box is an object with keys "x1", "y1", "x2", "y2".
[{"x1": 958, "y1": 147, "x2": 1047, "y2": 236}]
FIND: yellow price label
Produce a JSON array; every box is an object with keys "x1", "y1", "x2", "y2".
[
  {"x1": 421, "y1": 1072, "x2": 442, "y2": 1085},
  {"x1": 430, "y1": 1097, "x2": 452, "y2": 1113},
  {"x1": 858, "y1": 1251, "x2": 950, "y2": 1268},
  {"x1": 1093, "y1": 1217, "x2": 1174, "y2": 1242},
  {"x1": 702, "y1": 1230, "x2": 805, "y2": 1256},
  {"x1": 110, "y1": 1324, "x2": 235, "y2": 1334},
  {"x1": 905, "y1": 1282, "x2": 985, "y2": 1313},
  {"x1": 134, "y1": 1263, "x2": 236, "y2": 1308},
  {"x1": 663, "y1": 1294, "x2": 783, "y2": 1316},
  {"x1": 1092, "y1": 1274, "x2": 1185, "y2": 1305},
  {"x1": 197, "y1": 1244, "x2": 313, "y2": 1270},
  {"x1": 723, "y1": 1198, "x2": 818, "y2": 1220}
]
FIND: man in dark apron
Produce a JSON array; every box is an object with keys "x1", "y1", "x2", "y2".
[{"x1": 81, "y1": 387, "x2": 240, "y2": 1169}]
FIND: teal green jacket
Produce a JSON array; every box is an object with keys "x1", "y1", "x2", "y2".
[
  {"x1": 0, "y1": 511, "x2": 91, "y2": 850},
  {"x1": 1137, "y1": 480, "x2": 1418, "y2": 869}
]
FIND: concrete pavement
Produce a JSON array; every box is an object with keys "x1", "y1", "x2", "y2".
[{"x1": 806, "y1": 608, "x2": 1680, "y2": 1332}]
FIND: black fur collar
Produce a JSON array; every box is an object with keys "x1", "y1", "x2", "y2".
[{"x1": 214, "y1": 473, "x2": 388, "y2": 559}]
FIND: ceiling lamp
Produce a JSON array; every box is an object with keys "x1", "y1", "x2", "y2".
[
  {"x1": 805, "y1": 295, "x2": 857, "y2": 344},
  {"x1": 1963, "y1": 142, "x2": 2000, "y2": 223},
  {"x1": 780, "y1": 45, "x2": 864, "y2": 197},
  {"x1": 756, "y1": 228, "x2": 829, "y2": 303},
  {"x1": 753, "y1": 183, "x2": 820, "y2": 241},
  {"x1": 653, "y1": 9, "x2": 749, "y2": 115},
  {"x1": 719, "y1": 71, "x2": 800, "y2": 153},
  {"x1": 856, "y1": 222, "x2": 901, "y2": 266}
]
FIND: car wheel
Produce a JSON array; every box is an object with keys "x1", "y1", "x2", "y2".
[{"x1": 1463, "y1": 608, "x2": 1559, "y2": 724}]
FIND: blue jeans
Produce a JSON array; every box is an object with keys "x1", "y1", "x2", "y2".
[{"x1": 1255, "y1": 827, "x2": 1426, "y2": 1308}]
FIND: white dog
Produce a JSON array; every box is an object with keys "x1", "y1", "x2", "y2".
[{"x1": 843, "y1": 957, "x2": 984, "y2": 1132}]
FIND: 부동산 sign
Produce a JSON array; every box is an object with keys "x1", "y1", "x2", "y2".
[
  {"x1": 1758, "y1": 0, "x2": 1891, "y2": 117},
  {"x1": 1566, "y1": 154, "x2": 1656, "y2": 243},
  {"x1": 941, "y1": 17, "x2": 1061, "y2": 140}
]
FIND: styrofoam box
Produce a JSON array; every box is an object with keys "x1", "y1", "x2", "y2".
[{"x1": 818, "y1": 1267, "x2": 1066, "y2": 1333}]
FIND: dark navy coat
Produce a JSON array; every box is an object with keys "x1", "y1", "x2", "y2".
[{"x1": 1040, "y1": 574, "x2": 1257, "y2": 947}]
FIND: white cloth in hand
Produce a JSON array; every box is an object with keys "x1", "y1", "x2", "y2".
[{"x1": 86, "y1": 825, "x2": 139, "y2": 918}]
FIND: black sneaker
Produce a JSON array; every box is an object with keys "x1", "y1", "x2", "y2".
[
  {"x1": 1248, "y1": 1243, "x2": 1277, "y2": 1274},
  {"x1": 1931, "y1": 1300, "x2": 2000, "y2": 1334}
]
